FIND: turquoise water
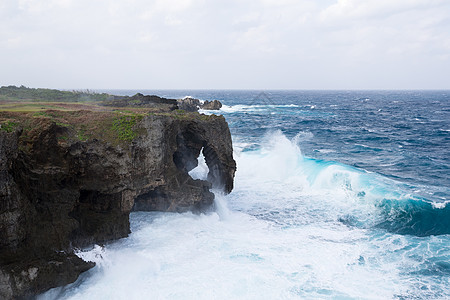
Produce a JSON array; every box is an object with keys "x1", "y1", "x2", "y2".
[{"x1": 40, "y1": 90, "x2": 450, "y2": 299}]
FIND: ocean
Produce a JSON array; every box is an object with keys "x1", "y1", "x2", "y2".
[{"x1": 39, "y1": 90, "x2": 450, "y2": 299}]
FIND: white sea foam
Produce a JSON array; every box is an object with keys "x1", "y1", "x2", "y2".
[
  {"x1": 40, "y1": 212, "x2": 408, "y2": 300},
  {"x1": 315, "y1": 149, "x2": 336, "y2": 154},
  {"x1": 293, "y1": 131, "x2": 314, "y2": 142},
  {"x1": 188, "y1": 149, "x2": 208, "y2": 180},
  {"x1": 432, "y1": 200, "x2": 449, "y2": 209},
  {"x1": 219, "y1": 104, "x2": 300, "y2": 114}
]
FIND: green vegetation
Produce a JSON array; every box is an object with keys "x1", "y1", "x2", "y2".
[
  {"x1": 55, "y1": 121, "x2": 70, "y2": 127},
  {"x1": 111, "y1": 114, "x2": 144, "y2": 141},
  {"x1": 0, "y1": 120, "x2": 18, "y2": 132},
  {"x1": 0, "y1": 85, "x2": 113, "y2": 102},
  {"x1": 0, "y1": 101, "x2": 105, "y2": 113},
  {"x1": 76, "y1": 126, "x2": 89, "y2": 142},
  {"x1": 33, "y1": 111, "x2": 52, "y2": 117}
]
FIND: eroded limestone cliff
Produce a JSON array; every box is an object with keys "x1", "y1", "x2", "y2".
[{"x1": 0, "y1": 110, "x2": 235, "y2": 298}]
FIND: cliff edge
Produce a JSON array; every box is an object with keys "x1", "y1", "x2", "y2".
[{"x1": 0, "y1": 98, "x2": 236, "y2": 298}]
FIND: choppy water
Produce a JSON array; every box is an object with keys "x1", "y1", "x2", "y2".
[{"x1": 40, "y1": 90, "x2": 450, "y2": 299}]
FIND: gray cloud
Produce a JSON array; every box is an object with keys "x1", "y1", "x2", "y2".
[{"x1": 1, "y1": 0, "x2": 449, "y2": 89}]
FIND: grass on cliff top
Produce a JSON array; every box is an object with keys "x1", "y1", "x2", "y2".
[
  {"x1": 0, "y1": 104, "x2": 148, "y2": 148},
  {"x1": 0, "y1": 102, "x2": 217, "y2": 149}
]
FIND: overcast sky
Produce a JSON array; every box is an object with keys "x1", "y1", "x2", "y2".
[{"x1": 1, "y1": 0, "x2": 449, "y2": 90}]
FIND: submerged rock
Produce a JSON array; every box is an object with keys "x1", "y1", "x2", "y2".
[{"x1": 0, "y1": 109, "x2": 235, "y2": 298}]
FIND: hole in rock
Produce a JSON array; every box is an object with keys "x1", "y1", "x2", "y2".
[
  {"x1": 172, "y1": 129, "x2": 203, "y2": 173},
  {"x1": 172, "y1": 129, "x2": 224, "y2": 190},
  {"x1": 188, "y1": 148, "x2": 209, "y2": 180}
]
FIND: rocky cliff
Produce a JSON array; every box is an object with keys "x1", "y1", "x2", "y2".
[{"x1": 0, "y1": 109, "x2": 235, "y2": 298}]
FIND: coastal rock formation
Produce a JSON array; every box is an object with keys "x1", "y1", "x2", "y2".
[
  {"x1": 176, "y1": 97, "x2": 201, "y2": 112},
  {"x1": 177, "y1": 97, "x2": 223, "y2": 112},
  {"x1": 201, "y1": 100, "x2": 222, "y2": 110},
  {"x1": 0, "y1": 113, "x2": 235, "y2": 298}
]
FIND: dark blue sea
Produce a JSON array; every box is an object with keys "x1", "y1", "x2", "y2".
[{"x1": 41, "y1": 90, "x2": 450, "y2": 299}]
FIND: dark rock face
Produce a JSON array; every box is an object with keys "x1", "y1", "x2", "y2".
[
  {"x1": 177, "y1": 98, "x2": 223, "y2": 112},
  {"x1": 202, "y1": 100, "x2": 222, "y2": 110},
  {"x1": 1, "y1": 128, "x2": 95, "y2": 299},
  {"x1": 0, "y1": 114, "x2": 235, "y2": 298}
]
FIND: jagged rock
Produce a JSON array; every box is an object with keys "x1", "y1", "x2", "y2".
[
  {"x1": 176, "y1": 97, "x2": 201, "y2": 112},
  {"x1": 201, "y1": 100, "x2": 222, "y2": 110},
  {"x1": 176, "y1": 97, "x2": 223, "y2": 112},
  {"x1": 0, "y1": 112, "x2": 235, "y2": 298}
]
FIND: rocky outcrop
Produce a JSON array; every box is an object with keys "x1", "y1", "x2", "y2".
[
  {"x1": 0, "y1": 113, "x2": 235, "y2": 298},
  {"x1": 177, "y1": 97, "x2": 201, "y2": 112},
  {"x1": 177, "y1": 97, "x2": 223, "y2": 112},
  {"x1": 201, "y1": 100, "x2": 222, "y2": 110}
]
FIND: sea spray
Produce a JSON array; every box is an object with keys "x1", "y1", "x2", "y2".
[{"x1": 234, "y1": 130, "x2": 450, "y2": 236}]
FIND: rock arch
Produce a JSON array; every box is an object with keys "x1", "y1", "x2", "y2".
[{"x1": 172, "y1": 120, "x2": 235, "y2": 194}]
